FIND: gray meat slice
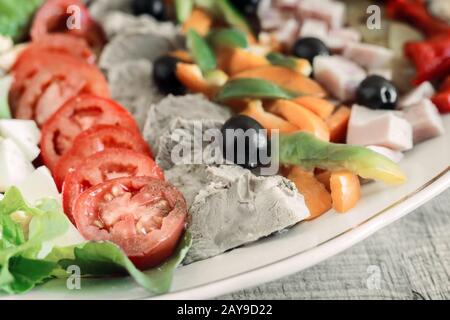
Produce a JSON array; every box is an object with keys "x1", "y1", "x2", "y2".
[{"x1": 165, "y1": 165, "x2": 310, "y2": 264}]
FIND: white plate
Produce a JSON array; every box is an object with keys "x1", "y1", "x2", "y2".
[{"x1": 2, "y1": 116, "x2": 450, "y2": 300}]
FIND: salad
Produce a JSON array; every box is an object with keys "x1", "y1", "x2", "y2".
[{"x1": 0, "y1": 0, "x2": 448, "y2": 296}]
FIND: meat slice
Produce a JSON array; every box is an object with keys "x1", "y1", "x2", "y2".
[
  {"x1": 313, "y1": 55, "x2": 366, "y2": 101},
  {"x1": 297, "y1": 0, "x2": 346, "y2": 29},
  {"x1": 299, "y1": 19, "x2": 328, "y2": 40},
  {"x1": 343, "y1": 42, "x2": 394, "y2": 69},
  {"x1": 325, "y1": 27, "x2": 361, "y2": 52},
  {"x1": 403, "y1": 99, "x2": 445, "y2": 144},
  {"x1": 347, "y1": 104, "x2": 413, "y2": 151},
  {"x1": 258, "y1": 0, "x2": 284, "y2": 30},
  {"x1": 397, "y1": 81, "x2": 436, "y2": 109}
]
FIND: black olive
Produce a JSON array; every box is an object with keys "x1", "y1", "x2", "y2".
[
  {"x1": 152, "y1": 56, "x2": 186, "y2": 95},
  {"x1": 291, "y1": 37, "x2": 330, "y2": 63},
  {"x1": 132, "y1": 0, "x2": 166, "y2": 21},
  {"x1": 356, "y1": 75, "x2": 398, "y2": 110},
  {"x1": 221, "y1": 115, "x2": 271, "y2": 170},
  {"x1": 230, "y1": 0, "x2": 261, "y2": 16}
]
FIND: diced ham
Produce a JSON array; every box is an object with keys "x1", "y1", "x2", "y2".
[
  {"x1": 297, "y1": 0, "x2": 346, "y2": 29},
  {"x1": 368, "y1": 68, "x2": 393, "y2": 81},
  {"x1": 397, "y1": 81, "x2": 436, "y2": 109},
  {"x1": 403, "y1": 99, "x2": 445, "y2": 144},
  {"x1": 343, "y1": 42, "x2": 394, "y2": 69},
  {"x1": 367, "y1": 146, "x2": 404, "y2": 163},
  {"x1": 347, "y1": 104, "x2": 413, "y2": 151},
  {"x1": 325, "y1": 28, "x2": 361, "y2": 52},
  {"x1": 275, "y1": 0, "x2": 299, "y2": 9},
  {"x1": 299, "y1": 19, "x2": 328, "y2": 40},
  {"x1": 274, "y1": 18, "x2": 300, "y2": 47},
  {"x1": 313, "y1": 55, "x2": 366, "y2": 101},
  {"x1": 258, "y1": 0, "x2": 284, "y2": 30}
]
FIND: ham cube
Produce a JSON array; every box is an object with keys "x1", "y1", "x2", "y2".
[
  {"x1": 297, "y1": 0, "x2": 346, "y2": 29},
  {"x1": 343, "y1": 42, "x2": 394, "y2": 69},
  {"x1": 275, "y1": 0, "x2": 299, "y2": 9},
  {"x1": 368, "y1": 68, "x2": 393, "y2": 81},
  {"x1": 313, "y1": 55, "x2": 366, "y2": 101},
  {"x1": 274, "y1": 18, "x2": 300, "y2": 47},
  {"x1": 325, "y1": 28, "x2": 361, "y2": 52},
  {"x1": 403, "y1": 99, "x2": 445, "y2": 144},
  {"x1": 258, "y1": 0, "x2": 284, "y2": 30},
  {"x1": 299, "y1": 19, "x2": 328, "y2": 40},
  {"x1": 347, "y1": 105, "x2": 413, "y2": 151},
  {"x1": 397, "y1": 81, "x2": 436, "y2": 109}
]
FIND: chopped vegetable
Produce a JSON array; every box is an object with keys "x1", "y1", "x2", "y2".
[
  {"x1": 215, "y1": 78, "x2": 297, "y2": 102},
  {"x1": 208, "y1": 28, "x2": 249, "y2": 49},
  {"x1": 293, "y1": 96, "x2": 335, "y2": 119},
  {"x1": 266, "y1": 52, "x2": 312, "y2": 76},
  {"x1": 176, "y1": 0, "x2": 194, "y2": 23},
  {"x1": 0, "y1": 75, "x2": 12, "y2": 119},
  {"x1": 267, "y1": 99, "x2": 330, "y2": 141},
  {"x1": 221, "y1": 48, "x2": 269, "y2": 75},
  {"x1": 176, "y1": 63, "x2": 220, "y2": 98},
  {"x1": 278, "y1": 132, "x2": 407, "y2": 185},
  {"x1": 182, "y1": 8, "x2": 212, "y2": 36},
  {"x1": 326, "y1": 106, "x2": 352, "y2": 143},
  {"x1": 216, "y1": 0, "x2": 252, "y2": 35},
  {"x1": 187, "y1": 29, "x2": 217, "y2": 73},
  {"x1": 330, "y1": 171, "x2": 361, "y2": 213},
  {"x1": 233, "y1": 65, "x2": 327, "y2": 97},
  {"x1": 287, "y1": 167, "x2": 332, "y2": 220}
]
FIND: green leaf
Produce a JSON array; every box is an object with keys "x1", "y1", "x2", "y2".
[
  {"x1": 266, "y1": 52, "x2": 298, "y2": 70},
  {"x1": 57, "y1": 232, "x2": 192, "y2": 295},
  {"x1": 175, "y1": 0, "x2": 194, "y2": 23},
  {"x1": 0, "y1": 76, "x2": 13, "y2": 119},
  {"x1": 0, "y1": 0, "x2": 44, "y2": 42},
  {"x1": 194, "y1": 0, "x2": 221, "y2": 17},
  {"x1": 207, "y1": 28, "x2": 248, "y2": 49},
  {"x1": 215, "y1": 78, "x2": 298, "y2": 102},
  {"x1": 187, "y1": 29, "x2": 217, "y2": 74},
  {"x1": 278, "y1": 132, "x2": 407, "y2": 185},
  {"x1": 216, "y1": 0, "x2": 252, "y2": 35}
]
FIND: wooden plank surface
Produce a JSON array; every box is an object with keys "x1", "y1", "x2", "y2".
[{"x1": 220, "y1": 188, "x2": 450, "y2": 300}]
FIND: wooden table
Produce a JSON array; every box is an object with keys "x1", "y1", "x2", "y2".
[{"x1": 221, "y1": 188, "x2": 450, "y2": 300}]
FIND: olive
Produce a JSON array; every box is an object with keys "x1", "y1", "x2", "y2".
[
  {"x1": 221, "y1": 115, "x2": 271, "y2": 170},
  {"x1": 292, "y1": 37, "x2": 330, "y2": 63},
  {"x1": 132, "y1": 0, "x2": 165, "y2": 21},
  {"x1": 152, "y1": 56, "x2": 186, "y2": 95},
  {"x1": 230, "y1": 0, "x2": 261, "y2": 16},
  {"x1": 356, "y1": 75, "x2": 398, "y2": 110}
]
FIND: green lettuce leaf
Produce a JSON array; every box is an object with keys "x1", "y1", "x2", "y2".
[
  {"x1": 0, "y1": 0, "x2": 44, "y2": 42},
  {"x1": 207, "y1": 28, "x2": 248, "y2": 49},
  {"x1": 187, "y1": 29, "x2": 217, "y2": 74}
]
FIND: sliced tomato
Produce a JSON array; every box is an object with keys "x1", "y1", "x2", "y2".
[
  {"x1": 53, "y1": 125, "x2": 153, "y2": 190},
  {"x1": 40, "y1": 95, "x2": 139, "y2": 171},
  {"x1": 62, "y1": 148, "x2": 164, "y2": 222},
  {"x1": 30, "y1": 0, "x2": 106, "y2": 51},
  {"x1": 72, "y1": 176, "x2": 187, "y2": 270},
  {"x1": 16, "y1": 34, "x2": 95, "y2": 65},
  {"x1": 10, "y1": 51, "x2": 109, "y2": 125}
]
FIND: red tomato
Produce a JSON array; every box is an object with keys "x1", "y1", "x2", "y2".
[
  {"x1": 30, "y1": 0, "x2": 106, "y2": 51},
  {"x1": 10, "y1": 51, "x2": 109, "y2": 125},
  {"x1": 53, "y1": 125, "x2": 153, "y2": 190},
  {"x1": 40, "y1": 95, "x2": 139, "y2": 171},
  {"x1": 16, "y1": 34, "x2": 96, "y2": 64},
  {"x1": 62, "y1": 148, "x2": 164, "y2": 222},
  {"x1": 72, "y1": 176, "x2": 187, "y2": 270}
]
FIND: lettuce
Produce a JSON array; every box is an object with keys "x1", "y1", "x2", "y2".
[
  {"x1": 0, "y1": 187, "x2": 192, "y2": 295},
  {"x1": 0, "y1": 0, "x2": 44, "y2": 42}
]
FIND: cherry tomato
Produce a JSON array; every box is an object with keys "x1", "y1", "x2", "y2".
[
  {"x1": 40, "y1": 95, "x2": 139, "y2": 171},
  {"x1": 72, "y1": 176, "x2": 187, "y2": 270},
  {"x1": 53, "y1": 125, "x2": 153, "y2": 190},
  {"x1": 31, "y1": 0, "x2": 106, "y2": 51},
  {"x1": 62, "y1": 148, "x2": 164, "y2": 222}
]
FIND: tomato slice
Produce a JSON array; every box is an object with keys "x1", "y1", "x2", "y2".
[
  {"x1": 10, "y1": 51, "x2": 109, "y2": 125},
  {"x1": 40, "y1": 95, "x2": 139, "y2": 171},
  {"x1": 62, "y1": 148, "x2": 164, "y2": 222},
  {"x1": 72, "y1": 176, "x2": 187, "y2": 270},
  {"x1": 53, "y1": 125, "x2": 153, "y2": 190},
  {"x1": 16, "y1": 34, "x2": 96, "y2": 65},
  {"x1": 31, "y1": 0, "x2": 106, "y2": 51}
]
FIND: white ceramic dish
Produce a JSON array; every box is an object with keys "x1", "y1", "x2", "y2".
[{"x1": 2, "y1": 116, "x2": 449, "y2": 300}]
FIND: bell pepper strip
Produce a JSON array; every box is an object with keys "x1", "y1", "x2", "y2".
[
  {"x1": 277, "y1": 132, "x2": 407, "y2": 185},
  {"x1": 386, "y1": 0, "x2": 450, "y2": 37},
  {"x1": 432, "y1": 89, "x2": 450, "y2": 113},
  {"x1": 404, "y1": 34, "x2": 450, "y2": 84}
]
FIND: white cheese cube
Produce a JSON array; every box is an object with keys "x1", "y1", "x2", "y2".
[
  {"x1": 0, "y1": 119, "x2": 41, "y2": 161},
  {"x1": 17, "y1": 166, "x2": 60, "y2": 206}
]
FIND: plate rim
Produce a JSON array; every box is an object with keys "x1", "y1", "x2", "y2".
[{"x1": 152, "y1": 167, "x2": 450, "y2": 300}]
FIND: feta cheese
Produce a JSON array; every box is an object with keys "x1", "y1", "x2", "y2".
[
  {"x1": 347, "y1": 105, "x2": 413, "y2": 151},
  {"x1": 17, "y1": 166, "x2": 60, "y2": 205},
  {"x1": 0, "y1": 119, "x2": 41, "y2": 161},
  {"x1": 0, "y1": 138, "x2": 35, "y2": 192},
  {"x1": 165, "y1": 165, "x2": 310, "y2": 264}
]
